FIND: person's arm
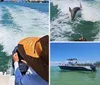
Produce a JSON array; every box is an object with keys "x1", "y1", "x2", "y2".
[
  {"x1": 13, "y1": 53, "x2": 23, "y2": 85},
  {"x1": 13, "y1": 53, "x2": 31, "y2": 85},
  {"x1": 14, "y1": 61, "x2": 23, "y2": 84},
  {"x1": 13, "y1": 53, "x2": 48, "y2": 85}
]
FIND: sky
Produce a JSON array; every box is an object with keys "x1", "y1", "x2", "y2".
[{"x1": 50, "y1": 43, "x2": 100, "y2": 63}]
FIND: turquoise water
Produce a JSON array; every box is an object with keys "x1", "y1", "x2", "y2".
[
  {"x1": 0, "y1": 2, "x2": 49, "y2": 13},
  {"x1": 51, "y1": 66, "x2": 100, "y2": 85},
  {"x1": 0, "y1": 2, "x2": 48, "y2": 72},
  {"x1": 50, "y1": 0, "x2": 100, "y2": 41}
]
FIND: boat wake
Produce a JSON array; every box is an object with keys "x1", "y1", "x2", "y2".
[{"x1": 0, "y1": 4, "x2": 48, "y2": 55}]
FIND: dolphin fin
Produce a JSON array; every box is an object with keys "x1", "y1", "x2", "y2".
[
  {"x1": 69, "y1": 7, "x2": 73, "y2": 20},
  {"x1": 69, "y1": 7, "x2": 72, "y2": 13},
  {"x1": 80, "y1": 3, "x2": 82, "y2": 9}
]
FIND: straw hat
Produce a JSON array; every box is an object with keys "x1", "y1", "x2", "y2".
[{"x1": 18, "y1": 35, "x2": 49, "y2": 82}]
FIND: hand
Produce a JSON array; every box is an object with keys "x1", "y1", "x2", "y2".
[{"x1": 12, "y1": 52, "x2": 19, "y2": 62}]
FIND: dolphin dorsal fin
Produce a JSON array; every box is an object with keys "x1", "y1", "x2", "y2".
[
  {"x1": 80, "y1": 3, "x2": 82, "y2": 9},
  {"x1": 69, "y1": 7, "x2": 72, "y2": 12}
]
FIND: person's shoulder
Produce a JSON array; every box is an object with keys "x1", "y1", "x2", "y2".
[{"x1": 21, "y1": 73, "x2": 48, "y2": 85}]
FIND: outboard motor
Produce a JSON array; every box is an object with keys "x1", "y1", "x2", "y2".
[
  {"x1": 12, "y1": 46, "x2": 28, "y2": 75},
  {"x1": 90, "y1": 64, "x2": 96, "y2": 72}
]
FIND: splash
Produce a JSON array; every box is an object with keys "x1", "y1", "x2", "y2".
[{"x1": 51, "y1": 0, "x2": 100, "y2": 41}]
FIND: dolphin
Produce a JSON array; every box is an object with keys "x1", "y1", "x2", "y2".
[{"x1": 69, "y1": 4, "x2": 82, "y2": 20}]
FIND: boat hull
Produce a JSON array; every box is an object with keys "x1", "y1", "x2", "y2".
[{"x1": 59, "y1": 66, "x2": 95, "y2": 71}]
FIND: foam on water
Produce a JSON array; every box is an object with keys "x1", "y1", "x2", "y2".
[
  {"x1": 51, "y1": 0, "x2": 100, "y2": 41},
  {"x1": 51, "y1": 15, "x2": 74, "y2": 41},
  {"x1": 0, "y1": 4, "x2": 48, "y2": 55}
]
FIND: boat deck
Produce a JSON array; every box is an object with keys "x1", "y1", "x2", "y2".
[{"x1": 0, "y1": 72, "x2": 15, "y2": 85}]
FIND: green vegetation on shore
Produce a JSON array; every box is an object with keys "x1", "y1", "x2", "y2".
[
  {"x1": 94, "y1": 61, "x2": 100, "y2": 67},
  {"x1": 76, "y1": 61, "x2": 100, "y2": 67}
]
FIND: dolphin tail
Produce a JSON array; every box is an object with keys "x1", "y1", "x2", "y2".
[{"x1": 69, "y1": 7, "x2": 72, "y2": 13}]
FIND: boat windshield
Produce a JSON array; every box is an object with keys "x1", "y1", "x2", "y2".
[{"x1": 59, "y1": 58, "x2": 78, "y2": 66}]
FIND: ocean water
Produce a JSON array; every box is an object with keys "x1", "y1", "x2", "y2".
[
  {"x1": 51, "y1": 66, "x2": 100, "y2": 85},
  {"x1": 0, "y1": 2, "x2": 48, "y2": 73},
  {"x1": 50, "y1": 0, "x2": 100, "y2": 41}
]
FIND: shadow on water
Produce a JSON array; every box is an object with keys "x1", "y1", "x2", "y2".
[
  {"x1": 59, "y1": 69, "x2": 97, "y2": 79},
  {"x1": 77, "y1": 71, "x2": 96, "y2": 78},
  {"x1": 59, "y1": 70, "x2": 71, "y2": 72}
]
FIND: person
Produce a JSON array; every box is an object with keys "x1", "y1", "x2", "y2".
[
  {"x1": 12, "y1": 35, "x2": 49, "y2": 85},
  {"x1": 12, "y1": 46, "x2": 28, "y2": 75},
  {"x1": 78, "y1": 37, "x2": 87, "y2": 41},
  {"x1": 74, "y1": 36, "x2": 87, "y2": 41}
]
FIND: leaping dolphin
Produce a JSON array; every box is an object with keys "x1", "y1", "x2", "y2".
[{"x1": 69, "y1": 4, "x2": 82, "y2": 20}]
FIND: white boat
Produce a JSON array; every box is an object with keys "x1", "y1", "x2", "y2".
[{"x1": 59, "y1": 58, "x2": 96, "y2": 72}]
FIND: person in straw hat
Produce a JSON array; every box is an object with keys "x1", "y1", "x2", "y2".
[{"x1": 12, "y1": 35, "x2": 49, "y2": 85}]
